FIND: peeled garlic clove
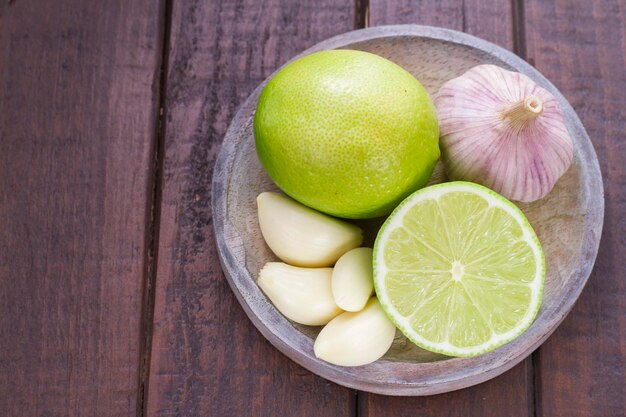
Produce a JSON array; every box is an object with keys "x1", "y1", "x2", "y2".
[
  {"x1": 314, "y1": 298, "x2": 396, "y2": 367},
  {"x1": 434, "y1": 64, "x2": 574, "y2": 202},
  {"x1": 257, "y1": 192, "x2": 363, "y2": 267},
  {"x1": 331, "y1": 247, "x2": 374, "y2": 312},
  {"x1": 258, "y1": 262, "x2": 343, "y2": 326}
]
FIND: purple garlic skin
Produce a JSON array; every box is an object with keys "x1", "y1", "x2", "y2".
[{"x1": 434, "y1": 64, "x2": 574, "y2": 203}]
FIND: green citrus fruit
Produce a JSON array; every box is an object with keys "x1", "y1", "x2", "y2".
[
  {"x1": 373, "y1": 182, "x2": 545, "y2": 357},
  {"x1": 254, "y1": 49, "x2": 439, "y2": 219}
]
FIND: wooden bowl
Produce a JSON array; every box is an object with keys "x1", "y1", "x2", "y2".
[{"x1": 212, "y1": 25, "x2": 604, "y2": 396}]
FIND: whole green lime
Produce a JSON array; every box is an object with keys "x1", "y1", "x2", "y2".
[{"x1": 254, "y1": 49, "x2": 439, "y2": 219}]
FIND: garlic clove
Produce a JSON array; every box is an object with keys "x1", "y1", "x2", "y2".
[
  {"x1": 331, "y1": 247, "x2": 374, "y2": 312},
  {"x1": 257, "y1": 262, "x2": 343, "y2": 326},
  {"x1": 257, "y1": 192, "x2": 363, "y2": 267},
  {"x1": 435, "y1": 64, "x2": 574, "y2": 202},
  {"x1": 314, "y1": 297, "x2": 396, "y2": 367}
]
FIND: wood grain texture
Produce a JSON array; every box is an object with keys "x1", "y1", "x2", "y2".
[
  {"x1": 360, "y1": 363, "x2": 533, "y2": 417},
  {"x1": 363, "y1": 0, "x2": 530, "y2": 413},
  {"x1": 369, "y1": 0, "x2": 465, "y2": 30},
  {"x1": 524, "y1": 0, "x2": 626, "y2": 416},
  {"x1": 145, "y1": 1, "x2": 356, "y2": 416},
  {"x1": 0, "y1": 1, "x2": 164, "y2": 416},
  {"x1": 369, "y1": 0, "x2": 514, "y2": 50}
]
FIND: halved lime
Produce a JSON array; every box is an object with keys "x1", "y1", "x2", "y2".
[{"x1": 373, "y1": 181, "x2": 545, "y2": 357}]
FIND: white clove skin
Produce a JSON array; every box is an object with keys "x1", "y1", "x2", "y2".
[
  {"x1": 435, "y1": 64, "x2": 574, "y2": 202},
  {"x1": 257, "y1": 192, "x2": 363, "y2": 267},
  {"x1": 314, "y1": 297, "x2": 396, "y2": 367},
  {"x1": 258, "y1": 262, "x2": 343, "y2": 326},
  {"x1": 331, "y1": 247, "x2": 374, "y2": 312}
]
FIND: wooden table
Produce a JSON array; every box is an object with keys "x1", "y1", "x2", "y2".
[{"x1": 1, "y1": 1, "x2": 624, "y2": 416}]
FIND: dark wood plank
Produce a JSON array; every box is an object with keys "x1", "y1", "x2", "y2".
[
  {"x1": 523, "y1": 0, "x2": 626, "y2": 415},
  {"x1": 370, "y1": 0, "x2": 515, "y2": 47},
  {"x1": 369, "y1": 0, "x2": 464, "y2": 29},
  {"x1": 0, "y1": 1, "x2": 164, "y2": 416},
  {"x1": 145, "y1": 1, "x2": 356, "y2": 415},
  {"x1": 463, "y1": 0, "x2": 516, "y2": 48},
  {"x1": 361, "y1": 363, "x2": 533, "y2": 416},
  {"x1": 364, "y1": 1, "x2": 532, "y2": 415}
]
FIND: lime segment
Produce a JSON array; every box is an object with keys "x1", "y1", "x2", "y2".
[{"x1": 373, "y1": 182, "x2": 545, "y2": 357}]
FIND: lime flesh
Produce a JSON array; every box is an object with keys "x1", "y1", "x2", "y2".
[{"x1": 373, "y1": 182, "x2": 545, "y2": 357}]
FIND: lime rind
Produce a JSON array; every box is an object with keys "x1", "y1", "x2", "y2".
[
  {"x1": 373, "y1": 181, "x2": 546, "y2": 357},
  {"x1": 254, "y1": 49, "x2": 440, "y2": 219}
]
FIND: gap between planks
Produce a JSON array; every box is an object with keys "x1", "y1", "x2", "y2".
[
  {"x1": 136, "y1": 0, "x2": 174, "y2": 416},
  {"x1": 512, "y1": 0, "x2": 527, "y2": 61},
  {"x1": 354, "y1": 0, "x2": 368, "y2": 415},
  {"x1": 355, "y1": 0, "x2": 370, "y2": 29},
  {"x1": 511, "y1": 2, "x2": 538, "y2": 416}
]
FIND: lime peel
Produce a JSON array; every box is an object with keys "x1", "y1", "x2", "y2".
[{"x1": 254, "y1": 49, "x2": 440, "y2": 219}]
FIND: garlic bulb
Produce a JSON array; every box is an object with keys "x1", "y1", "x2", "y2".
[
  {"x1": 435, "y1": 64, "x2": 573, "y2": 202},
  {"x1": 314, "y1": 297, "x2": 396, "y2": 367},
  {"x1": 258, "y1": 262, "x2": 343, "y2": 326},
  {"x1": 331, "y1": 247, "x2": 374, "y2": 312},
  {"x1": 257, "y1": 192, "x2": 363, "y2": 267}
]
